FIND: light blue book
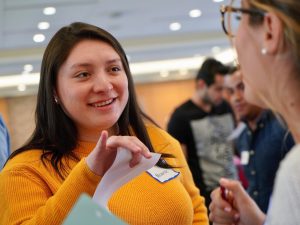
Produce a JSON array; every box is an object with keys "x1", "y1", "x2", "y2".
[{"x1": 63, "y1": 194, "x2": 127, "y2": 225}]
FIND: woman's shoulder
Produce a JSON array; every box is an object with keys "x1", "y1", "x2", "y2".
[
  {"x1": 266, "y1": 144, "x2": 300, "y2": 224},
  {"x1": 272, "y1": 144, "x2": 300, "y2": 192},
  {"x1": 2, "y1": 149, "x2": 44, "y2": 173},
  {"x1": 279, "y1": 144, "x2": 300, "y2": 173},
  {"x1": 145, "y1": 124, "x2": 186, "y2": 165},
  {"x1": 145, "y1": 124, "x2": 180, "y2": 150}
]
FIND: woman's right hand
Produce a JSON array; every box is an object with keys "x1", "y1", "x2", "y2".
[
  {"x1": 85, "y1": 130, "x2": 152, "y2": 176},
  {"x1": 209, "y1": 178, "x2": 266, "y2": 225}
]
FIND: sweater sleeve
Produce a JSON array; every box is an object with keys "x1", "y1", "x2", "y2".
[{"x1": 0, "y1": 158, "x2": 101, "y2": 225}]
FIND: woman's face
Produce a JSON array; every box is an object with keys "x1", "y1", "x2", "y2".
[
  {"x1": 234, "y1": 0, "x2": 268, "y2": 108},
  {"x1": 56, "y1": 39, "x2": 129, "y2": 140}
]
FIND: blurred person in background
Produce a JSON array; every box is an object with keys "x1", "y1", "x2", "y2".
[
  {"x1": 224, "y1": 68, "x2": 294, "y2": 213},
  {"x1": 0, "y1": 22, "x2": 209, "y2": 225},
  {"x1": 209, "y1": 0, "x2": 300, "y2": 224},
  {"x1": 167, "y1": 58, "x2": 237, "y2": 210},
  {"x1": 0, "y1": 114, "x2": 10, "y2": 170}
]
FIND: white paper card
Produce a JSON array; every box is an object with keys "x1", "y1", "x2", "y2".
[{"x1": 92, "y1": 148, "x2": 161, "y2": 208}]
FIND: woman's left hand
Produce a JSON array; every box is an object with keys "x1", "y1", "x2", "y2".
[{"x1": 86, "y1": 130, "x2": 152, "y2": 176}]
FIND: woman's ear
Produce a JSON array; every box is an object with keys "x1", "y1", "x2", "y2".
[
  {"x1": 262, "y1": 12, "x2": 284, "y2": 55},
  {"x1": 53, "y1": 90, "x2": 59, "y2": 104}
]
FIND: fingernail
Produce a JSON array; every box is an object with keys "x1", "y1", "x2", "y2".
[{"x1": 224, "y1": 207, "x2": 232, "y2": 212}]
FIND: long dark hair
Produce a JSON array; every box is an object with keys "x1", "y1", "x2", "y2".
[{"x1": 9, "y1": 22, "x2": 172, "y2": 179}]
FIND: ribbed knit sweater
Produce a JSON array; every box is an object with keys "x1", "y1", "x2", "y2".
[{"x1": 0, "y1": 125, "x2": 208, "y2": 225}]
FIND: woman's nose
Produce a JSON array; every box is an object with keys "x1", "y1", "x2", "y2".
[{"x1": 93, "y1": 73, "x2": 113, "y2": 93}]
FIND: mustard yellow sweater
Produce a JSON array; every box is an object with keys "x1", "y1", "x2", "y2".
[{"x1": 0, "y1": 125, "x2": 208, "y2": 225}]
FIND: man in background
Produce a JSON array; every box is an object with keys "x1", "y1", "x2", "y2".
[
  {"x1": 167, "y1": 58, "x2": 237, "y2": 209},
  {"x1": 0, "y1": 114, "x2": 10, "y2": 170},
  {"x1": 224, "y1": 68, "x2": 294, "y2": 213}
]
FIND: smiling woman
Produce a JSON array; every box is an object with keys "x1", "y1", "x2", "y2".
[{"x1": 0, "y1": 22, "x2": 209, "y2": 225}]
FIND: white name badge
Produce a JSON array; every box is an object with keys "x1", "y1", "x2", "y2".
[
  {"x1": 147, "y1": 166, "x2": 180, "y2": 183},
  {"x1": 241, "y1": 151, "x2": 250, "y2": 165}
]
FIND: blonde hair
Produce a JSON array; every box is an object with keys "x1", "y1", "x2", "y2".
[{"x1": 249, "y1": 0, "x2": 300, "y2": 71}]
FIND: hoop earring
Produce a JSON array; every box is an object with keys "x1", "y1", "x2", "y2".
[
  {"x1": 261, "y1": 48, "x2": 267, "y2": 55},
  {"x1": 54, "y1": 97, "x2": 59, "y2": 104}
]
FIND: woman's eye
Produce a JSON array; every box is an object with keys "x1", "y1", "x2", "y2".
[
  {"x1": 76, "y1": 72, "x2": 89, "y2": 78},
  {"x1": 235, "y1": 14, "x2": 241, "y2": 21},
  {"x1": 111, "y1": 66, "x2": 121, "y2": 72}
]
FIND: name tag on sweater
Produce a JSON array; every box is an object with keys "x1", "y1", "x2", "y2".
[
  {"x1": 241, "y1": 151, "x2": 250, "y2": 165},
  {"x1": 147, "y1": 166, "x2": 179, "y2": 183}
]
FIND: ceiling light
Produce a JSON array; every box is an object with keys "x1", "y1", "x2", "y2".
[
  {"x1": 23, "y1": 64, "x2": 33, "y2": 72},
  {"x1": 211, "y1": 46, "x2": 221, "y2": 54},
  {"x1": 189, "y1": 9, "x2": 202, "y2": 18},
  {"x1": 38, "y1": 22, "x2": 50, "y2": 30},
  {"x1": 215, "y1": 49, "x2": 237, "y2": 64},
  {"x1": 130, "y1": 57, "x2": 205, "y2": 75},
  {"x1": 169, "y1": 22, "x2": 181, "y2": 31},
  {"x1": 33, "y1": 34, "x2": 45, "y2": 43},
  {"x1": 212, "y1": 0, "x2": 224, "y2": 2},
  {"x1": 160, "y1": 71, "x2": 169, "y2": 78},
  {"x1": 179, "y1": 69, "x2": 188, "y2": 76},
  {"x1": 0, "y1": 73, "x2": 39, "y2": 88},
  {"x1": 17, "y1": 84, "x2": 26, "y2": 92},
  {"x1": 43, "y1": 7, "x2": 56, "y2": 15}
]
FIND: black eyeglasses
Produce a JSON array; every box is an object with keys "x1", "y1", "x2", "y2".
[{"x1": 220, "y1": 5, "x2": 265, "y2": 37}]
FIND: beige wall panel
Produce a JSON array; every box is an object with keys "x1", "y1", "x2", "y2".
[
  {"x1": 135, "y1": 79, "x2": 194, "y2": 130},
  {"x1": 7, "y1": 96, "x2": 36, "y2": 151},
  {"x1": 0, "y1": 99, "x2": 10, "y2": 129}
]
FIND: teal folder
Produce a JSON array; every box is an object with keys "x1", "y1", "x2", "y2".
[{"x1": 63, "y1": 194, "x2": 127, "y2": 225}]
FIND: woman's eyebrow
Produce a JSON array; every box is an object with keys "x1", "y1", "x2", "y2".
[
  {"x1": 69, "y1": 58, "x2": 122, "y2": 70},
  {"x1": 106, "y1": 58, "x2": 122, "y2": 64},
  {"x1": 70, "y1": 63, "x2": 92, "y2": 70}
]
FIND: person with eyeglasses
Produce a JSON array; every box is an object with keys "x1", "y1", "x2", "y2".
[{"x1": 209, "y1": 0, "x2": 300, "y2": 225}]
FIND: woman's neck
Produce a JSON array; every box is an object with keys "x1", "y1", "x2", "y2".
[
  {"x1": 276, "y1": 75, "x2": 300, "y2": 143},
  {"x1": 280, "y1": 101, "x2": 300, "y2": 143},
  {"x1": 77, "y1": 124, "x2": 119, "y2": 142},
  {"x1": 263, "y1": 55, "x2": 300, "y2": 143}
]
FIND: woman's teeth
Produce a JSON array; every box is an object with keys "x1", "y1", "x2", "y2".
[{"x1": 93, "y1": 99, "x2": 113, "y2": 107}]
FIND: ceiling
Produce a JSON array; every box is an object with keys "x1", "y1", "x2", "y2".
[{"x1": 0, "y1": 0, "x2": 233, "y2": 97}]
